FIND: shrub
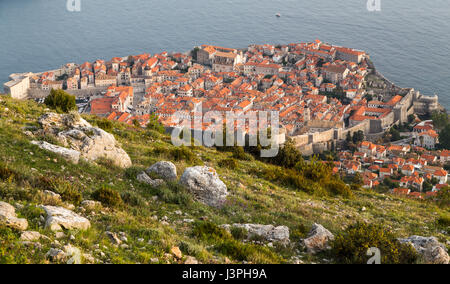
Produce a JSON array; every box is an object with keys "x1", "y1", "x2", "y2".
[
  {"x1": 332, "y1": 222, "x2": 418, "y2": 264},
  {"x1": 436, "y1": 186, "x2": 450, "y2": 208},
  {"x1": 44, "y1": 89, "x2": 76, "y2": 113},
  {"x1": 232, "y1": 147, "x2": 253, "y2": 161},
  {"x1": 192, "y1": 222, "x2": 232, "y2": 243},
  {"x1": 155, "y1": 182, "x2": 192, "y2": 206},
  {"x1": 437, "y1": 214, "x2": 450, "y2": 229},
  {"x1": 0, "y1": 162, "x2": 17, "y2": 182},
  {"x1": 230, "y1": 227, "x2": 248, "y2": 240},
  {"x1": 92, "y1": 186, "x2": 123, "y2": 207},
  {"x1": 146, "y1": 114, "x2": 165, "y2": 134},
  {"x1": 192, "y1": 222, "x2": 280, "y2": 263},
  {"x1": 96, "y1": 119, "x2": 113, "y2": 132},
  {"x1": 273, "y1": 138, "x2": 303, "y2": 168},
  {"x1": 51, "y1": 179, "x2": 82, "y2": 205},
  {"x1": 215, "y1": 239, "x2": 280, "y2": 263},
  {"x1": 0, "y1": 227, "x2": 27, "y2": 264},
  {"x1": 325, "y1": 179, "x2": 353, "y2": 199},
  {"x1": 218, "y1": 158, "x2": 239, "y2": 170},
  {"x1": 170, "y1": 146, "x2": 198, "y2": 164}
]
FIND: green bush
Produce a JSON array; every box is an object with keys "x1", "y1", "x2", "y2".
[
  {"x1": 325, "y1": 180, "x2": 353, "y2": 199},
  {"x1": 92, "y1": 186, "x2": 123, "y2": 207},
  {"x1": 0, "y1": 227, "x2": 26, "y2": 264},
  {"x1": 437, "y1": 214, "x2": 450, "y2": 229},
  {"x1": 192, "y1": 222, "x2": 232, "y2": 243},
  {"x1": 155, "y1": 182, "x2": 192, "y2": 206},
  {"x1": 332, "y1": 222, "x2": 418, "y2": 264},
  {"x1": 96, "y1": 119, "x2": 113, "y2": 132},
  {"x1": 436, "y1": 186, "x2": 450, "y2": 208},
  {"x1": 51, "y1": 179, "x2": 82, "y2": 205},
  {"x1": 0, "y1": 162, "x2": 17, "y2": 182},
  {"x1": 192, "y1": 222, "x2": 280, "y2": 263},
  {"x1": 273, "y1": 138, "x2": 303, "y2": 168},
  {"x1": 170, "y1": 146, "x2": 199, "y2": 164},
  {"x1": 146, "y1": 114, "x2": 165, "y2": 134},
  {"x1": 232, "y1": 147, "x2": 253, "y2": 161},
  {"x1": 44, "y1": 89, "x2": 76, "y2": 113},
  {"x1": 230, "y1": 226, "x2": 248, "y2": 240},
  {"x1": 218, "y1": 158, "x2": 239, "y2": 170}
]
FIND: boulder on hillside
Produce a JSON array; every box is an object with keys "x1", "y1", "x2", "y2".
[
  {"x1": 145, "y1": 161, "x2": 177, "y2": 181},
  {"x1": 222, "y1": 224, "x2": 290, "y2": 243},
  {"x1": 31, "y1": 141, "x2": 80, "y2": 164},
  {"x1": 20, "y1": 231, "x2": 43, "y2": 242},
  {"x1": 180, "y1": 166, "x2": 228, "y2": 207},
  {"x1": 41, "y1": 205, "x2": 91, "y2": 231},
  {"x1": 137, "y1": 172, "x2": 165, "y2": 187},
  {"x1": 302, "y1": 223, "x2": 335, "y2": 254},
  {"x1": 36, "y1": 113, "x2": 132, "y2": 168},
  {"x1": 398, "y1": 236, "x2": 450, "y2": 264},
  {"x1": 0, "y1": 201, "x2": 28, "y2": 231}
]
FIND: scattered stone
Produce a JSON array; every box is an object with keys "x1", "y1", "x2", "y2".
[
  {"x1": 81, "y1": 200, "x2": 101, "y2": 210},
  {"x1": 137, "y1": 172, "x2": 165, "y2": 187},
  {"x1": 184, "y1": 256, "x2": 198, "y2": 264},
  {"x1": 55, "y1": 232, "x2": 66, "y2": 239},
  {"x1": 119, "y1": 232, "x2": 128, "y2": 243},
  {"x1": 64, "y1": 245, "x2": 82, "y2": 264},
  {"x1": 43, "y1": 190, "x2": 62, "y2": 201},
  {"x1": 46, "y1": 248, "x2": 66, "y2": 262},
  {"x1": 20, "y1": 231, "x2": 42, "y2": 242},
  {"x1": 303, "y1": 223, "x2": 335, "y2": 254},
  {"x1": 398, "y1": 236, "x2": 450, "y2": 264},
  {"x1": 222, "y1": 224, "x2": 290, "y2": 243},
  {"x1": 31, "y1": 141, "x2": 81, "y2": 164},
  {"x1": 0, "y1": 201, "x2": 28, "y2": 231},
  {"x1": 106, "y1": 231, "x2": 122, "y2": 245},
  {"x1": 180, "y1": 166, "x2": 228, "y2": 207},
  {"x1": 145, "y1": 161, "x2": 178, "y2": 181},
  {"x1": 41, "y1": 205, "x2": 91, "y2": 231},
  {"x1": 170, "y1": 246, "x2": 182, "y2": 259},
  {"x1": 83, "y1": 253, "x2": 96, "y2": 264}
]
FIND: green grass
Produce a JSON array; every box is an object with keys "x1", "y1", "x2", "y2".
[{"x1": 0, "y1": 96, "x2": 448, "y2": 264}]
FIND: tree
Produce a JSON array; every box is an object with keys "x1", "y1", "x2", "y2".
[
  {"x1": 437, "y1": 186, "x2": 450, "y2": 208},
  {"x1": 132, "y1": 119, "x2": 141, "y2": 128},
  {"x1": 146, "y1": 114, "x2": 165, "y2": 133},
  {"x1": 431, "y1": 111, "x2": 449, "y2": 130},
  {"x1": 274, "y1": 138, "x2": 303, "y2": 169},
  {"x1": 352, "y1": 130, "x2": 364, "y2": 144},
  {"x1": 44, "y1": 89, "x2": 77, "y2": 113},
  {"x1": 439, "y1": 124, "x2": 450, "y2": 149}
]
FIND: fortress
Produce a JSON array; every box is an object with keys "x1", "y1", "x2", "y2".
[{"x1": 292, "y1": 88, "x2": 440, "y2": 155}]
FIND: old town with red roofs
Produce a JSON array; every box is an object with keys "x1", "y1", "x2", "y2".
[{"x1": 7, "y1": 40, "x2": 447, "y2": 199}]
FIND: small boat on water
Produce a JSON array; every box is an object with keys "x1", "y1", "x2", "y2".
[{"x1": 276, "y1": 13, "x2": 281, "y2": 18}]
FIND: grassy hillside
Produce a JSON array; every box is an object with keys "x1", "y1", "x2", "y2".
[{"x1": 0, "y1": 95, "x2": 448, "y2": 264}]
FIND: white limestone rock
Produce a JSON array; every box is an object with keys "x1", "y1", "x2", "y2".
[
  {"x1": 41, "y1": 205, "x2": 91, "y2": 231},
  {"x1": 0, "y1": 201, "x2": 28, "y2": 231},
  {"x1": 31, "y1": 141, "x2": 81, "y2": 164},
  {"x1": 303, "y1": 223, "x2": 335, "y2": 254},
  {"x1": 398, "y1": 236, "x2": 450, "y2": 264},
  {"x1": 145, "y1": 161, "x2": 177, "y2": 181},
  {"x1": 222, "y1": 224, "x2": 290, "y2": 243},
  {"x1": 180, "y1": 166, "x2": 228, "y2": 207}
]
